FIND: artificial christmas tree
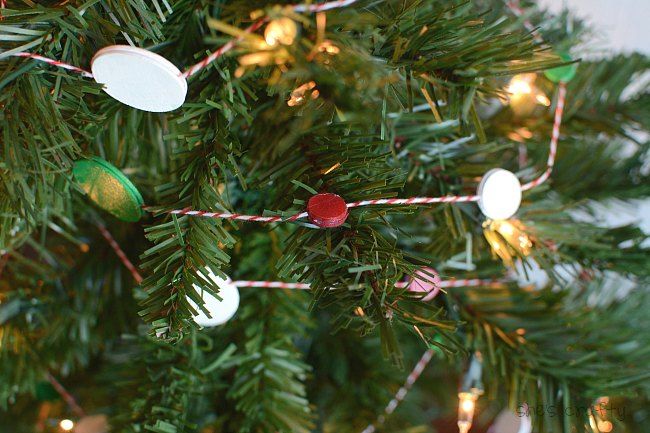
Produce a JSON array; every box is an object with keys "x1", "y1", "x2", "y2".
[{"x1": 1, "y1": 0, "x2": 649, "y2": 432}]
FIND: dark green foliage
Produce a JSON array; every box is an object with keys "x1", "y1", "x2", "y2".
[{"x1": 1, "y1": 0, "x2": 649, "y2": 432}]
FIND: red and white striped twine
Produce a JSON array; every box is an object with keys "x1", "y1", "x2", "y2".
[
  {"x1": 8, "y1": 0, "x2": 362, "y2": 79},
  {"x1": 361, "y1": 349, "x2": 435, "y2": 433},
  {"x1": 97, "y1": 223, "x2": 143, "y2": 284},
  {"x1": 15, "y1": 0, "x2": 565, "y2": 234},
  {"x1": 293, "y1": 0, "x2": 359, "y2": 12},
  {"x1": 98, "y1": 220, "x2": 505, "y2": 290},
  {"x1": 232, "y1": 278, "x2": 505, "y2": 290},
  {"x1": 182, "y1": 18, "x2": 266, "y2": 78},
  {"x1": 521, "y1": 82, "x2": 566, "y2": 191},
  {"x1": 347, "y1": 195, "x2": 480, "y2": 208},
  {"x1": 506, "y1": 0, "x2": 544, "y2": 43},
  {"x1": 160, "y1": 207, "x2": 308, "y2": 224},
  {"x1": 46, "y1": 373, "x2": 86, "y2": 418},
  {"x1": 11, "y1": 52, "x2": 93, "y2": 77},
  {"x1": 148, "y1": 195, "x2": 480, "y2": 224}
]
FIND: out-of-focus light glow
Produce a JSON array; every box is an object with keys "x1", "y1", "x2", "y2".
[
  {"x1": 59, "y1": 419, "x2": 74, "y2": 431},
  {"x1": 461, "y1": 397, "x2": 475, "y2": 412},
  {"x1": 484, "y1": 219, "x2": 534, "y2": 265},
  {"x1": 458, "y1": 391, "x2": 479, "y2": 433},
  {"x1": 597, "y1": 420, "x2": 613, "y2": 432},
  {"x1": 536, "y1": 93, "x2": 551, "y2": 106},
  {"x1": 265, "y1": 18, "x2": 298, "y2": 46},
  {"x1": 506, "y1": 73, "x2": 551, "y2": 116},
  {"x1": 506, "y1": 76, "x2": 533, "y2": 95},
  {"x1": 288, "y1": 81, "x2": 319, "y2": 107}
]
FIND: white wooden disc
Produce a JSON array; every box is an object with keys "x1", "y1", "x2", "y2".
[
  {"x1": 91, "y1": 45, "x2": 187, "y2": 112},
  {"x1": 187, "y1": 270, "x2": 240, "y2": 327},
  {"x1": 487, "y1": 409, "x2": 532, "y2": 433},
  {"x1": 477, "y1": 168, "x2": 522, "y2": 220}
]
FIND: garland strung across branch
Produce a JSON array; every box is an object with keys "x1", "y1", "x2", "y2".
[
  {"x1": 4, "y1": 0, "x2": 365, "y2": 79},
  {"x1": 96, "y1": 223, "x2": 507, "y2": 291},
  {"x1": 73, "y1": 92, "x2": 567, "y2": 228},
  {"x1": 7, "y1": 0, "x2": 568, "y2": 226}
]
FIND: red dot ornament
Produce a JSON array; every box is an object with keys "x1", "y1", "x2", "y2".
[{"x1": 307, "y1": 193, "x2": 349, "y2": 228}]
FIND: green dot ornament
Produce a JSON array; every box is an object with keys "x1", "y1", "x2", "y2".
[
  {"x1": 72, "y1": 156, "x2": 144, "y2": 222},
  {"x1": 544, "y1": 52, "x2": 578, "y2": 83}
]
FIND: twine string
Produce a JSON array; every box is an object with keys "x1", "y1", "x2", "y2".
[
  {"x1": 7, "y1": 0, "x2": 363, "y2": 79},
  {"x1": 360, "y1": 349, "x2": 435, "y2": 433},
  {"x1": 97, "y1": 223, "x2": 143, "y2": 284},
  {"x1": 232, "y1": 278, "x2": 505, "y2": 290},
  {"x1": 46, "y1": 373, "x2": 86, "y2": 418},
  {"x1": 11, "y1": 52, "x2": 93, "y2": 77},
  {"x1": 521, "y1": 82, "x2": 567, "y2": 191},
  {"x1": 182, "y1": 18, "x2": 266, "y2": 78},
  {"x1": 506, "y1": 0, "x2": 544, "y2": 43}
]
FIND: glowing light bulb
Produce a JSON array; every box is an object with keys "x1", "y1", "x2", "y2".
[
  {"x1": 317, "y1": 40, "x2": 340, "y2": 55},
  {"x1": 535, "y1": 93, "x2": 551, "y2": 106},
  {"x1": 477, "y1": 169, "x2": 522, "y2": 220},
  {"x1": 506, "y1": 73, "x2": 551, "y2": 117},
  {"x1": 506, "y1": 76, "x2": 533, "y2": 95},
  {"x1": 461, "y1": 397, "x2": 475, "y2": 412},
  {"x1": 597, "y1": 420, "x2": 613, "y2": 432},
  {"x1": 265, "y1": 18, "x2": 298, "y2": 46},
  {"x1": 59, "y1": 419, "x2": 74, "y2": 431},
  {"x1": 287, "y1": 81, "x2": 319, "y2": 107},
  {"x1": 458, "y1": 392, "x2": 478, "y2": 433},
  {"x1": 498, "y1": 220, "x2": 515, "y2": 236}
]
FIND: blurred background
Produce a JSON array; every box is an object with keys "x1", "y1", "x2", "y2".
[{"x1": 541, "y1": 0, "x2": 650, "y2": 56}]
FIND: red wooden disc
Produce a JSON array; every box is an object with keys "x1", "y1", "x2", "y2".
[{"x1": 307, "y1": 193, "x2": 349, "y2": 228}]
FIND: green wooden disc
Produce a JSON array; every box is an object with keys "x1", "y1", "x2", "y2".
[
  {"x1": 544, "y1": 52, "x2": 578, "y2": 83},
  {"x1": 73, "y1": 156, "x2": 144, "y2": 222}
]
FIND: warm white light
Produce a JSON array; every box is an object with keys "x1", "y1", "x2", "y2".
[
  {"x1": 535, "y1": 93, "x2": 551, "y2": 106},
  {"x1": 506, "y1": 73, "x2": 551, "y2": 116},
  {"x1": 498, "y1": 220, "x2": 515, "y2": 236},
  {"x1": 507, "y1": 77, "x2": 533, "y2": 95},
  {"x1": 265, "y1": 18, "x2": 298, "y2": 46},
  {"x1": 458, "y1": 392, "x2": 478, "y2": 433},
  {"x1": 461, "y1": 398, "x2": 475, "y2": 412},
  {"x1": 59, "y1": 419, "x2": 74, "y2": 431},
  {"x1": 477, "y1": 169, "x2": 522, "y2": 220},
  {"x1": 597, "y1": 420, "x2": 613, "y2": 432}
]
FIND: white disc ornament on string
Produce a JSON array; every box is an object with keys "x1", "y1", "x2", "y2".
[
  {"x1": 487, "y1": 409, "x2": 532, "y2": 433},
  {"x1": 91, "y1": 45, "x2": 187, "y2": 112},
  {"x1": 477, "y1": 168, "x2": 522, "y2": 220},
  {"x1": 187, "y1": 270, "x2": 240, "y2": 327}
]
